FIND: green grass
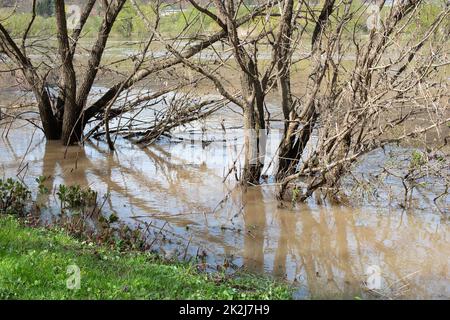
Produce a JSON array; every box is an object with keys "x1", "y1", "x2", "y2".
[{"x1": 0, "y1": 215, "x2": 292, "y2": 300}]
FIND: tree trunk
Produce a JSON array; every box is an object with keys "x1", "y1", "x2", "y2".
[
  {"x1": 240, "y1": 59, "x2": 266, "y2": 185},
  {"x1": 276, "y1": 112, "x2": 317, "y2": 181},
  {"x1": 276, "y1": 0, "x2": 335, "y2": 183},
  {"x1": 242, "y1": 107, "x2": 264, "y2": 184},
  {"x1": 55, "y1": 0, "x2": 80, "y2": 145},
  {"x1": 21, "y1": 67, "x2": 62, "y2": 140},
  {"x1": 35, "y1": 88, "x2": 62, "y2": 140}
]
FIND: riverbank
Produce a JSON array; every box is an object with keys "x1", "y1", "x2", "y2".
[{"x1": 0, "y1": 215, "x2": 292, "y2": 300}]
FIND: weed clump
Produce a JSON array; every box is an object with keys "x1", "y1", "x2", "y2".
[{"x1": 0, "y1": 178, "x2": 31, "y2": 215}]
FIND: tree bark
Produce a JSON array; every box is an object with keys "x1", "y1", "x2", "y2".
[
  {"x1": 276, "y1": 0, "x2": 335, "y2": 181},
  {"x1": 0, "y1": 23, "x2": 61, "y2": 139},
  {"x1": 55, "y1": 0, "x2": 79, "y2": 145},
  {"x1": 241, "y1": 58, "x2": 266, "y2": 185}
]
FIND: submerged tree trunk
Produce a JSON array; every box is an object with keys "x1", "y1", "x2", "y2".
[
  {"x1": 36, "y1": 87, "x2": 62, "y2": 140},
  {"x1": 241, "y1": 59, "x2": 266, "y2": 185},
  {"x1": 274, "y1": 0, "x2": 297, "y2": 181},
  {"x1": 242, "y1": 108, "x2": 266, "y2": 184},
  {"x1": 276, "y1": 114, "x2": 317, "y2": 181}
]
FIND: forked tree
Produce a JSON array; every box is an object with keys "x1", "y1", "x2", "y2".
[
  {"x1": 0, "y1": 0, "x2": 275, "y2": 146},
  {"x1": 273, "y1": 0, "x2": 449, "y2": 200}
]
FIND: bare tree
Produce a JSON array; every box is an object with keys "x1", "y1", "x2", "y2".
[
  {"x1": 0, "y1": 0, "x2": 448, "y2": 203},
  {"x1": 173, "y1": 0, "x2": 293, "y2": 184},
  {"x1": 276, "y1": 0, "x2": 449, "y2": 201},
  {"x1": 0, "y1": 0, "x2": 124, "y2": 144},
  {"x1": 0, "y1": 0, "x2": 274, "y2": 146}
]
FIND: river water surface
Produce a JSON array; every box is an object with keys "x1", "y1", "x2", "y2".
[{"x1": 1, "y1": 115, "x2": 449, "y2": 300}]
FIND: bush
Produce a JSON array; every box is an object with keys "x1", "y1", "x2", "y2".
[{"x1": 0, "y1": 178, "x2": 31, "y2": 215}]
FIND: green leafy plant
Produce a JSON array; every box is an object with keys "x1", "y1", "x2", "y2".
[
  {"x1": 35, "y1": 175, "x2": 49, "y2": 195},
  {"x1": 56, "y1": 184, "x2": 98, "y2": 210},
  {"x1": 291, "y1": 185, "x2": 301, "y2": 205},
  {"x1": 409, "y1": 150, "x2": 426, "y2": 169},
  {"x1": 0, "y1": 178, "x2": 31, "y2": 215}
]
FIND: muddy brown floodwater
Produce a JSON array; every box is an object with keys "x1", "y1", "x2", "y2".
[{"x1": 1, "y1": 119, "x2": 449, "y2": 300}]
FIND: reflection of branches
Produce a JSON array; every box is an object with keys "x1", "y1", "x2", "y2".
[
  {"x1": 85, "y1": 139, "x2": 216, "y2": 216},
  {"x1": 242, "y1": 188, "x2": 266, "y2": 273}
]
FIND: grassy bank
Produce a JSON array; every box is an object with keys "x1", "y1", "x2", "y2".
[{"x1": 0, "y1": 215, "x2": 291, "y2": 300}]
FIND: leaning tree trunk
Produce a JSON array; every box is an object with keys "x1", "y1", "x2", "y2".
[
  {"x1": 276, "y1": 0, "x2": 335, "y2": 182},
  {"x1": 274, "y1": 0, "x2": 298, "y2": 181},
  {"x1": 276, "y1": 103, "x2": 319, "y2": 181}
]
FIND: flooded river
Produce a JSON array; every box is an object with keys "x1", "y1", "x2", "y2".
[{"x1": 1, "y1": 115, "x2": 448, "y2": 300}]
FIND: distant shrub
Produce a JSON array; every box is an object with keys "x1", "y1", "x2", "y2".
[{"x1": 36, "y1": 0, "x2": 55, "y2": 17}]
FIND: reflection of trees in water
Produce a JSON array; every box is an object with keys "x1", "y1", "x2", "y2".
[
  {"x1": 223, "y1": 184, "x2": 448, "y2": 299},
  {"x1": 240, "y1": 200, "x2": 361, "y2": 297},
  {"x1": 275, "y1": 207, "x2": 362, "y2": 297},
  {"x1": 39, "y1": 141, "x2": 104, "y2": 229},
  {"x1": 2, "y1": 129, "x2": 448, "y2": 298},
  {"x1": 1, "y1": 133, "x2": 45, "y2": 164},
  {"x1": 85, "y1": 140, "x2": 219, "y2": 215},
  {"x1": 30, "y1": 138, "x2": 237, "y2": 259},
  {"x1": 273, "y1": 208, "x2": 293, "y2": 278},
  {"x1": 271, "y1": 205, "x2": 448, "y2": 299},
  {"x1": 84, "y1": 140, "x2": 238, "y2": 256},
  {"x1": 42, "y1": 141, "x2": 89, "y2": 187},
  {"x1": 242, "y1": 188, "x2": 266, "y2": 273}
]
